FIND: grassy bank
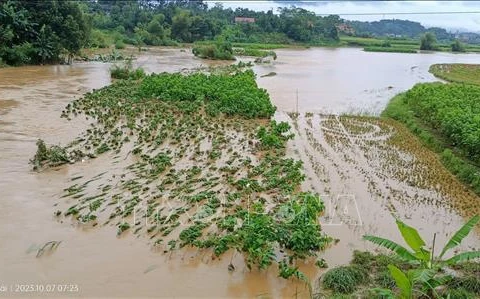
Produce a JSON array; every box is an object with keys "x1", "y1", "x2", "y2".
[
  {"x1": 430, "y1": 64, "x2": 480, "y2": 85},
  {"x1": 364, "y1": 46, "x2": 417, "y2": 53},
  {"x1": 317, "y1": 250, "x2": 480, "y2": 298},
  {"x1": 382, "y1": 89, "x2": 480, "y2": 195}
]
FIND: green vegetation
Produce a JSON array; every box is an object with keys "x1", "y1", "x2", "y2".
[
  {"x1": 3, "y1": 0, "x2": 480, "y2": 66},
  {"x1": 0, "y1": 1, "x2": 90, "y2": 65},
  {"x1": 420, "y1": 32, "x2": 437, "y2": 50},
  {"x1": 319, "y1": 217, "x2": 480, "y2": 298},
  {"x1": 363, "y1": 216, "x2": 480, "y2": 298},
  {"x1": 30, "y1": 139, "x2": 70, "y2": 170},
  {"x1": 110, "y1": 58, "x2": 145, "y2": 80},
  {"x1": 39, "y1": 65, "x2": 332, "y2": 279},
  {"x1": 233, "y1": 47, "x2": 277, "y2": 59},
  {"x1": 363, "y1": 46, "x2": 416, "y2": 53},
  {"x1": 139, "y1": 69, "x2": 275, "y2": 118},
  {"x1": 323, "y1": 265, "x2": 368, "y2": 294},
  {"x1": 192, "y1": 41, "x2": 234, "y2": 60},
  {"x1": 383, "y1": 82, "x2": 480, "y2": 195},
  {"x1": 403, "y1": 83, "x2": 480, "y2": 163},
  {"x1": 87, "y1": 2, "x2": 341, "y2": 48},
  {"x1": 430, "y1": 64, "x2": 480, "y2": 85},
  {"x1": 452, "y1": 39, "x2": 466, "y2": 52}
]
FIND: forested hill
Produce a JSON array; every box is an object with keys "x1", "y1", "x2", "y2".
[{"x1": 347, "y1": 19, "x2": 454, "y2": 41}]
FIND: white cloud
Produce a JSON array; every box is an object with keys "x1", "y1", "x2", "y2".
[{"x1": 206, "y1": 1, "x2": 480, "y2": 32}]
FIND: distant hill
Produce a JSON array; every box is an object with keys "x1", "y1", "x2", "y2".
[{"x1": 346, "y1": 19, "x2": 456, "y2": 42}]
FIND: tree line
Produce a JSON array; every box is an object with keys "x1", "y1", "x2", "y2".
[
  {"x1": 0, "y1": 0, "x2": 90, "y2": 65},
  {"x1": 0, "y1": 0, "x2": 342, "y2": 66},
  {"x1": 0, "y1": 0, "x2": 472, "y2": 66}
]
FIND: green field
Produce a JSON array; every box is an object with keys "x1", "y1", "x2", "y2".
[
  {"x1": 430, "y1": 64, "x2": 480, "y2": 85},
  {"x1": 363, "y1": 46, "x2": 417, "y2": 53}
]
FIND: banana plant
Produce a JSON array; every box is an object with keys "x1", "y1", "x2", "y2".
[
  {"x1": 364, "y1": 215, "x2": 480, "y2": 297},
  {"x1": 364, "y1": 215, "x2": 480, "y2": 268}
]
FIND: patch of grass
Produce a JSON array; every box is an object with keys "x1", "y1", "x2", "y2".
[
  {"x1": 233, "y1": 48, "x2": 277, "y2": 59},
  {"x1": 430, "y1": 64, "x2": 480, "y2": 85},
  {"x1": 364, "y1": 46, "x2": 417, "y2": 53},
  {"x1": 322, "y1": 265, "x2": 368, "y2": 294}
]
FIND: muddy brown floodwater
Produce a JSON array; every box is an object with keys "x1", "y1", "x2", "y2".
[{"x1": 1, "y1": 47, "x2": 479, "y2": 298}]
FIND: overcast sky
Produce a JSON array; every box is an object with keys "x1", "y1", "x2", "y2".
[{"x1": 205, "y1": 1, "x2": 480, "y2": 32}]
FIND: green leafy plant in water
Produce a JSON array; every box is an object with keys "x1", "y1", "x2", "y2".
[
  {"x1": 257, "y1": 120, "x2": 294, "y2": 149},
  {"x1": 30, "y1": 139, "x2": 70, "y2": 170},
  {"x1": 110, "y1": 56, "x2": 145, "y2": 80}
]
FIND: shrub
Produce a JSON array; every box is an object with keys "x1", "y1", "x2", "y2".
[
  {"x1": 322, "y1": 265, "x2": 368, "y2": 294},
  {"x1": 452, "y1": 39, "x2": 466, "y2": 52},
  {"x1": 89, "y1": 30, "x2": 110, "y2": 48},
  {"x1": 115, "y1": 40, "x2": 125, "y2": 49},
  {"x1": 192, "y1": 41, "x2": 235, "y2": 60},
  {"x1": 110, "y1": 58, "x2": 145, "y2": 80}
]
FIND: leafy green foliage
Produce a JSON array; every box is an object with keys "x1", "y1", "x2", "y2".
[
  {"x1": 320, "y1": 250, "x2": 480, "y2": 298},
  {"x1": 37, "y1": 66, "x2": 331, "y2": 280},
  {"x1": 0, "y1": 0, "x2": 90, "y2": 65},
  {"x1": 110, "y1": 57, "x2": 145, "y2": 80},
  {"x1": 139, "y1": 70, "x2": 275, "y2": 118},
  {"x1": 452, "y1": 39, "x2": 466, "y2": 52},
  {"x1": 404, "y1": 83, "x2": 480, "y2": 163},
  {"x1": 383, "y1": 87, "x2": 480, "y2": 195},
  {"x1": 30, "y1": 139, "x2": 70, "y2": 170},
  {"x1": 363, "y1": 216, "x2": 480, "y2": 297},
  {"x1": 278, "y1": 260, "x2": 309, "y2": 282},
  {"x1": 257, "y1": 121, "x2": 294, "y2": 149},
  {"x1": 192, "y1": 41, "x2": 235, "y2": 60},
  {"x1": 179, "y1": 223, "x2": 208, "y2": 246},
  {"x1": 420, "y1": 32, "x2": 437, "y2": 50}
]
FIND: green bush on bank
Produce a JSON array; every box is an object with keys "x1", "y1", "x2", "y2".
[{"x1": 192, "y1": 41, "x2": 235, "y2": 60}]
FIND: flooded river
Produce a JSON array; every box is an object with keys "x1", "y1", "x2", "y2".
[{"x1": 0, "y1": 47, "x2": 479, "y2": 298}]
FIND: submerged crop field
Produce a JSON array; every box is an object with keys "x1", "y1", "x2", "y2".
[{"x1": 32, "y1": 66, "x2": 333, "y2": 280}]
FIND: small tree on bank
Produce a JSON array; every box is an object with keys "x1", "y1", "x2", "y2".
[
  {"x1": 451, "y1": 39, "x2": 466, "y2": 52},
  {"x1": 420, "y1": 32, "x2": 437, "y2": 50}
]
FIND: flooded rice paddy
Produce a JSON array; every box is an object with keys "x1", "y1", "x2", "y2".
[{"x1": 0, "y1": 47, "x2": 479, "y2": 297}]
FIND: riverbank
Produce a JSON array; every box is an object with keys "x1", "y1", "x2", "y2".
[{"x1": 429, "y1": 63, "x2": 480, "y2": 85}]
